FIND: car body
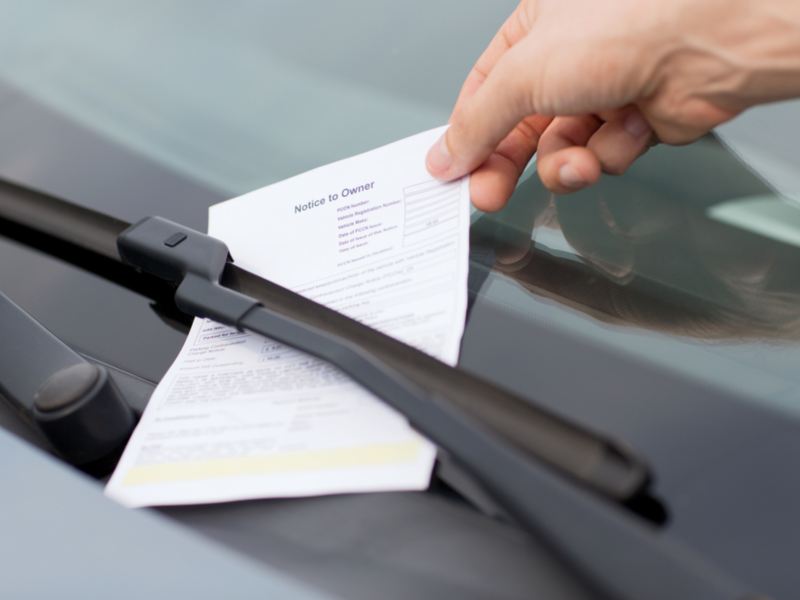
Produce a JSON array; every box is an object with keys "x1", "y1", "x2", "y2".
[{"x1": 1, "y1": 2, "x2": 799, "y2": 598}]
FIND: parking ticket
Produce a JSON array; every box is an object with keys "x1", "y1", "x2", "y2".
[{"x1": 106, "y1": 126, "x2": 469, "y2": 507}]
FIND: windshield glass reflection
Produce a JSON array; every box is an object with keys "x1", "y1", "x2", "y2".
[{"x1": 472, "y1": 137, "x2": 800, "y2": 342}]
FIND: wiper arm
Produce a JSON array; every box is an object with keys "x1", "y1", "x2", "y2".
[
  {"x1": 0, "y1": 178, "x2": 766, "y2": 600},
  {"x1": 0, "y1": 177, "x2": 646, "y2": 502}
]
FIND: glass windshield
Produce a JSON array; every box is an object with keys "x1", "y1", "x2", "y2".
[
  {"x1": 1, "y1": 0, "x2": 799, "y2": 419},
  {"x1": 469, "y1": 138, "x2": 800, "y2": 417},
  {"x1": 0, "y1": 1, "x2": 501, "y2": 195}
]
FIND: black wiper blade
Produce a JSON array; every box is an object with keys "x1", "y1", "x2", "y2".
[
  {"x1": 0, "y1": 176, "x2": 646, "y2": 502},
  {"x1": 0, "y1": 175, "x2": 129, "y2": 256},
  {"x1": 0, "y1": 177, "x2": 767, "y2": 600}
]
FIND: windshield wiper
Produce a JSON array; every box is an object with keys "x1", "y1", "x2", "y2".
[
  {"x1": 0, "y1": 177, "x2": 767, "y2": 600},
  {"x1": 0, "y1": 176, "x2": 647, "y2": 502}
]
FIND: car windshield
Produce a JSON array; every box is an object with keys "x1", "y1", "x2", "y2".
[{"x1": 1, "y1": 0, "x2": 799, "y2": 423}]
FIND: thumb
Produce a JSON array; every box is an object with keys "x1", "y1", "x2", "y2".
[{"x1": 427, "y1": 39, "x2": 543, "y2": 182}]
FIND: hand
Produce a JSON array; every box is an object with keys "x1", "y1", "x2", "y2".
[{"x1": 427, "y1": 0, "x2": 800, "y2": 210}]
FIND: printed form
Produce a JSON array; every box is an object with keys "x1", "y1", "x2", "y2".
[{"x1": 106, "y1": 127, "x2": 470, "y2": 507}]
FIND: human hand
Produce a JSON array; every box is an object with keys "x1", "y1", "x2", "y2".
[{"x1": 427, "y1": 0, "x2": 800, "y2": 210}]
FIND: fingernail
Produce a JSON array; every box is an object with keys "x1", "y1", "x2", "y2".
[
  {"x1": 559, "y1": 163, "x2": 586, "y2": 189},
  {"x1": 623, "y1": 112, "x2": 651, "y2": 139},
  {"x1": 426, "y1": 134, "x2": 453, "y2": 176}
]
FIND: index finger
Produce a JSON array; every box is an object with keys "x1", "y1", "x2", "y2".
[{"x1": 451, "y1": 3, "x2": 533, "y2": 115}]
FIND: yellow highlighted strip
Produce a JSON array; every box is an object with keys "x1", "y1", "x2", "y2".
[{"x1": 122, "y1": 440, "x2": 422, "y2": 486}]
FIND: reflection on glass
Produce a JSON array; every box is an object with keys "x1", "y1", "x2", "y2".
[{"x1": 472, "y1": 137, "x2": 800, "y2": 341}]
